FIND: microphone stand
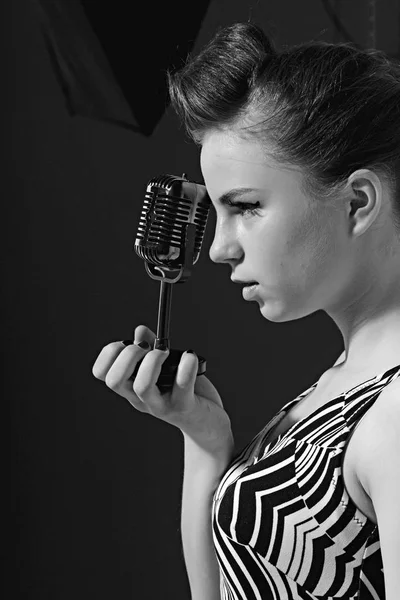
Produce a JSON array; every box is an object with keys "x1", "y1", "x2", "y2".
[
  {"x1": 130, "y1": 222, "x2": 207, "y2": 392},
  {"x1": 154, "y1": 281, "x2": 172, "y2": 351},
  {"x1": 151, "y1": 220, "x2": 196, "y2": 354}
]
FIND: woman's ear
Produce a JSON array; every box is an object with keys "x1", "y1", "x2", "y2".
[{"x1": 346, "y1": 169, "x2": 382, "y2": 236}]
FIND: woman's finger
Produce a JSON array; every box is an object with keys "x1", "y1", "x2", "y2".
[
  {"x1": 104, "y1": 342, "x2": 152, "y2": 391},
  {"x1": 173, "y1": 351, "x2": 199, "y2": 395},
  {"x1": 133, "y1": 324, "x2": 156, "y2": 346},
  {"x1": 132, "y1": 348, "x2": 171, "y2": 415},
  {"x1": 92, "y1": 341, "x2": 127, "y2": 381},
  {"x1": 92, "y1": 325, "x2": 156, "y2": 382},
  {"x1": 92, "y1": 341, "x2": 151, "y2": 412},
  {"x1": 156, "y1": 351, "x2": 199, "y2": 420}
]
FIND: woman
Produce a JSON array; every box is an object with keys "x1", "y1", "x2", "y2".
[{"x1": 92, "y1": 23, "x2": 400, "y2": 599}]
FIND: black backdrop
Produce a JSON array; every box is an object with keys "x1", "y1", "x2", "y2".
[{"x1": 6, "y1": 0, "x2": 395, "y2": 598}]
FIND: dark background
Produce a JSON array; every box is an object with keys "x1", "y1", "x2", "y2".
[{"x1": 5, "y1": 1, "x2": 398, "y2": 598}]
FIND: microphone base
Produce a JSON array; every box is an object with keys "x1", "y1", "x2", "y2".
[{"x1": 128, "y1": 348, "x2": 206, "y2": 394}]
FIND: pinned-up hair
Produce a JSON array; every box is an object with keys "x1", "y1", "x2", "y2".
[{"x1": 168, "y1": 22, "x2": 400, "y2": 228}]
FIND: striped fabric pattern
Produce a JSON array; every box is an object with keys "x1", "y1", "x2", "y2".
[{"x1": 212, "y1": 364, "x2": 400, "y2": 599}]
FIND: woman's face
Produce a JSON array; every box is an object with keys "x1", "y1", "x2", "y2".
[{"x1": 200, "y1": 129, "x2": 356, "y2": 322}]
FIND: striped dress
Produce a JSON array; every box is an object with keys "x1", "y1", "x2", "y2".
[{"x1": 212, "y1": 364, "x2": 400, "y2": 599}]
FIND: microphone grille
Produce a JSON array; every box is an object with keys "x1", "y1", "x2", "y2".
[{"x1": 135, "y1": 175, "x2": 210, "y2": 269}]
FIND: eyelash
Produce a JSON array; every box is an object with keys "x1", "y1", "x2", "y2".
[{"x1": 225, "y1": 200, "x2": 261, "y2": 215}]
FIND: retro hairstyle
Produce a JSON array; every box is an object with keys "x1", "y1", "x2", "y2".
[{"x1": 167, "y1": 22, "x2": 400, "y2": 229}]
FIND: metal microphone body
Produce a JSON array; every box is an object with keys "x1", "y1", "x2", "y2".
[{"x1": 129, "y1": 174, "x2": 210, "y2": 393}]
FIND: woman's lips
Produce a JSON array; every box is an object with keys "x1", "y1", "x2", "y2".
[{"x1": 242, "y1": 283, "x2": 259, "y2": 300}]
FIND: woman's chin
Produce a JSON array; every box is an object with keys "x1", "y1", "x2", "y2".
[
  {"x1": 256, "y1": 297, "x2": 295, "y2": 323},
  {"x1": 259, "y1": 300, "x2": 282, "y2": 321},
  {"x1": 258, "y1": 298, "x2": 310, "y2": 323},
  {"x1": 243, "y1": 289, "x2": 291, "y2": 322}
]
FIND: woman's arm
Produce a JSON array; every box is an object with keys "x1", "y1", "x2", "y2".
[
  {"x1": 181, "y1": 433, "x2": 234, "y2": 600},
  {"x1": 355, "y1": 377, "x2": 400, "y2": 600},
  {"x1": 92, "y1": 328, "x2": 235, "y2": 598}
]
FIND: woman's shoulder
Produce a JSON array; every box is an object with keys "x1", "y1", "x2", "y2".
[
  {"x1": 350, "y1": 373, "x2": 400, "y2": 494},
  {"x1": 350, "y1": 374, "x2": 400, "y2": 596}
]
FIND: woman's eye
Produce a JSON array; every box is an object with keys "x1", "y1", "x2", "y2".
[{"x1": 227, "y1": 200, "x2": 260, "y2": 215}]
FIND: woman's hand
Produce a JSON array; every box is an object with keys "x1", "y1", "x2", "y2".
[{"x1": 92, "y1": 325, "x2": 233, "y2": 454}]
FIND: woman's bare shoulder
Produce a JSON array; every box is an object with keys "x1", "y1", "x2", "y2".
[{"x1": 351, "y1": 374, "x2": 400, "y2": 495}]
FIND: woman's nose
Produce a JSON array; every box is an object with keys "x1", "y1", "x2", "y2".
[{"x1": 209, "y1": 222, "x2": 242, "y2": 264}]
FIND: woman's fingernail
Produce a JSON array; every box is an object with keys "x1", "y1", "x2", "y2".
[
  {"x1": 122, "y1": 340, "x2": 133, "y2": 346},
  {"x1": 186, "y1": 349, "x2": 196, "y2": 355},
  {"x1": 137, "y1": 340, "x2": 150, "y2": 349}
]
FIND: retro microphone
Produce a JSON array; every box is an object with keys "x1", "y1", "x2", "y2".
[{"x1": 128, "y1": 173, "x2": 211, "y2": 393}]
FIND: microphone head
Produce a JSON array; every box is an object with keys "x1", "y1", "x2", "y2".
[{"x1": 134, "y1": 174, "x2": 210, "y2": 271}]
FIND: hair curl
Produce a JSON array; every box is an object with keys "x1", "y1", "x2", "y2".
[{"x1": 168, "y1": 22, "x2": 400, "y2": 230}]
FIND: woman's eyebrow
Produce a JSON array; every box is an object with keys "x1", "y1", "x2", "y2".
[{"x1": 216, "y1": 187, "x2": 259, "y2": 205}]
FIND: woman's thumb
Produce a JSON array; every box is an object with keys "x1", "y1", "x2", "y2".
[{"x1": 173, "y1": 350, "x2": 199, "y2": 392}]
